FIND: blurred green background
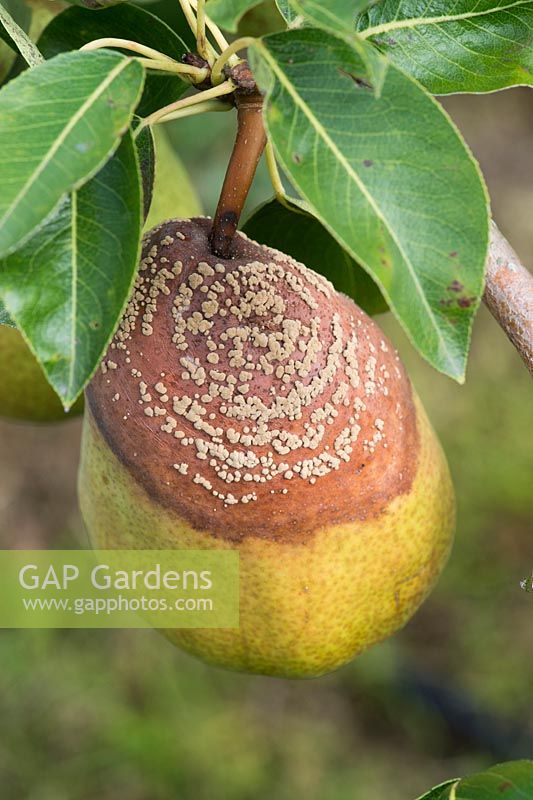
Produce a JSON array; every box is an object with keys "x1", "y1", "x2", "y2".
[{"x1": 0, "y1": 4, "x2": 532, "y2": 798}]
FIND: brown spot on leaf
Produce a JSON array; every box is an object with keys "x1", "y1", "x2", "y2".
[
  {"x1": 458, "y1": 296, "x2": 476, "y2": 308},
  {"x1": 448, "y1": 280, "x2": 464, "y2": 292}
]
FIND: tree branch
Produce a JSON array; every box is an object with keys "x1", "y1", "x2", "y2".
[{"x1": 485, "y1": 222, "x2": 533, "y2": 377}]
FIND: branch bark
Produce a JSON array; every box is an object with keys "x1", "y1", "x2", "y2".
[{"x1": 485, "y1": 222, "x2": 533, "y2": 377}]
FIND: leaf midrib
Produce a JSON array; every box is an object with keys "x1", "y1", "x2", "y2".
[
  {"x1": 67, "y1": 190, "x2": 78, "y2": 402},
  {"x1": 254, "y1": 39, "x2": 455, "y2": 368},
  {"x1": 0, "y1": 55, "x2": 130, "y2": 236},
  {"x1": 359, "y1": 0, "x2": 533, "y2": 39}
]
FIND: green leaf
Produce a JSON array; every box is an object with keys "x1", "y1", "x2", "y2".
[
  {"x1": 135, "y1": 125, "x2": 155, "y2": 222},
  {"x1": 206, "y1": 0, "x2": 263, "y2": 32},
  {"x1": 250, "y1": 29, "x2": 489, "y2": 381},
  {"x1": 0, "y1": 298, "x2": 15, "y2": 328},
  {"x1": 415, "y1": 761, "x2": 533, "y2": 799},
  {"x1": 289, "y1": 0, "x2": 388, "y2": 94},
  {"x1": 275, "y1": 0, "x2": 301, "y2": 27},
  {"x1": 0, "y1": 0, "x2": 34, "y2": 86},
  {"x1": 38, "y1": 4, "x2": 189, "y2": 117},
  {"x1": 0, "y1": 0, "x2": 31, "y2": 53},
  {"x1": 0, "y1": 50, "x2": 144, "y2": 259},
  {"x1": 243, "y1": 198, "x2": 387, "y2": 316},
  {"x1": 415, "y1": 780, "x2": 459, "y2": 800},
  {"x1": 0, "y1": 130, "x2": 143, "y2": 407},
  {"x1": 0, "y1": 2, "x2": 43, "y2": 66},
  {"x1": 357, "y1": 1, "x2": 533, "y2": 95},
  {"x1": 291, "y1": 0, "x2": 370, "y2": 33},
  {"x1": 456, "y1": 761, "x2": 533, "y2": 799}
]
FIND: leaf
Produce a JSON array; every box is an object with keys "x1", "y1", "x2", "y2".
[
  {"x1": 206, "y1": 0, "x2": 263, "y2": 32},
  {"x1": 0, "y1": 50, "x2": 144, "y2": 259},
  {"x1": 0, "y1": 0, "x2": 35, "y2": 86},
  {"x1": 0, "y1": 2, "x2": 43, "y2": 66},
  {"x1": 135, "y1": 125, "x2": 155, "y2": 222},
  {"x1": 250, "y1": 29, "x2": 489, "y2": 381},
  {"x1": 243, "y1": 198, "x2": 387, "y2": 316},
  {"x1": 38, "y1": 5, "x2": 189, "y2": 117},
  {"x1": 275, "y1": 0, "x2": 299, "y2": 26},
  {"x1": 357, "y1": 1, "x2": 533, "y2": 95},
  {"x1": 456, "y1": 760, "x2": 533, "y2": 799},
  {"x1": 0, "y1": 0, "x2": 31, "y2": 52},
  {"x1": 415, "y1": 780, "x2": 459, "y2": 800},
  {"x1": 415, "y1": 761, "x2": 533, "y2": 799},
  {"x1": 0, "y1": 130, "x2": 143, "y2": 407},
  {"x1": 291, "y1": 0, "x2": 370, "y2": 33},
  {"x1": 0, "y1": 298, "x2": 15, "y2": 328},
  {"x1": 289, "y1": 0, "x2": 388, "y2": 94}
]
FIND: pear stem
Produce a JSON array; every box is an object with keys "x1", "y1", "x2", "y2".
[{"x1": 210, "y1": 87, "x2": 266, "y2": 258}]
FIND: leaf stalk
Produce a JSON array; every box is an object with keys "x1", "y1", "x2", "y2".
[
  {"x1": 137, "y1": 80, "x2": 235, "y2": 131},
  {"x1": 80, "y1": 39, "x2": 208, "y2": 82}
]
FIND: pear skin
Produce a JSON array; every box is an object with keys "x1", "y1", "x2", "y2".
[
  {"x1": 79, "y1": 218, "x2": 455, "y2": 678},
  {"x1": 0, "y1": 325, "x2": 83, "y2": 423}
]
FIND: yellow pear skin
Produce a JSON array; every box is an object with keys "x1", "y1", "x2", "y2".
[{"x1": 0, "y1": 325, "x2": 83, "y2": 423}]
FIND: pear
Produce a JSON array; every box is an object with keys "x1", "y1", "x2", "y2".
[
  {"x1": 0, "y1": 324, "x2": 83, "y2": 422},
  {"x1": 79, "y1": 218, "x2": 455, "y2": 678}
]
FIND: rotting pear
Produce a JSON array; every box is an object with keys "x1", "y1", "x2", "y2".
[
  {"x1": 0, "y1": 324, "x2": 83, "y2": 422},
  {"x1": 78, "y1": 217, "x2": 455, "y2": 678}
]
